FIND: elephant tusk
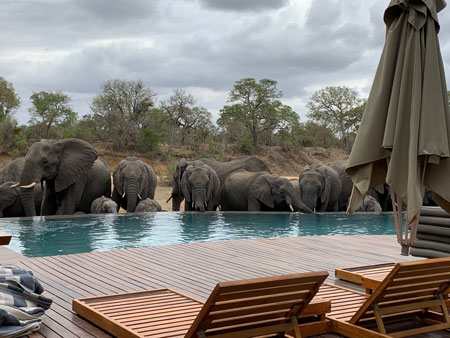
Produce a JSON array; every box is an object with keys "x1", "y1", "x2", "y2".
[
  {"x1": 289, "y1": 205, "x2": 294, "y2": 212},
  {"x1": 10, "y1": 183, "x2": 20, "y2": 188},
  {"x1": 138, "y1": 194, "x2": 142, "y2": 200},
  {"x1": 20, "y1": 182, "x2": 37, "y2": 189},
  {"x1": 166, "y1": 194, "x2": 173, "y2": 203},
  {"x1": 122, "y1": 192, "x2": 126, "y2": 198}
]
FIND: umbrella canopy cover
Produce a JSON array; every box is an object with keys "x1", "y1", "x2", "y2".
[{"x1": 346, "y1": 0, "x2": 450, "y2": 224}]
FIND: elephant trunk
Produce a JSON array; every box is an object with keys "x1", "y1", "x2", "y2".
[
  {"x1": 171, "y1": 193, "x2": 183, "y2": 211},
  {"x1": 19, "y1": 160, "x2": 40, "y2": 216},
  {"x1": 290, "y1": 192, "x2": 313, "y2": 213},
  {"x1": 192, "y1": 186, "x2": 206, "y2": 212},
  {"x1": 126, "y1": 178, "x2": 139, "y2": 212}
]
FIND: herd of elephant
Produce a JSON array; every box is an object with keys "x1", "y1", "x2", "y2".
[{"x1": 0, "y1": 138, "x2": 437, "y2": 218}]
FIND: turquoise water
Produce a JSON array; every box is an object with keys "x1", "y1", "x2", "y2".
[{"x1": 0, "y1": 212, "x2": 396, "y2": 258}]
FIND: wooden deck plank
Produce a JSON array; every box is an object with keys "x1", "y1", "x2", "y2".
[{"x1": 2, "y1": 235, "x2": 449, "y2": 337}]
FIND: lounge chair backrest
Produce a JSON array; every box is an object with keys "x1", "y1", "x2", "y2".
[
  {"x1": 185, "y1": 271, "x2": 328, "y2": 338},
  {"x1": 350, "y1": 257, "x2": 450, "y2": 325}
]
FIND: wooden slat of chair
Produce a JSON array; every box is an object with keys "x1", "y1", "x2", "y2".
[
  {"x1": 185, "y1": 271, "x2": 329, "y2": 338},
  {"x1": 0, "y1": 232, "x2": 11, "y2": 245},
  {"x1": 349, "y1": 258, "x2": 450, "y2": 337}
]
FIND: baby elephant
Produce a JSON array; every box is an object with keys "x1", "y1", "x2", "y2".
[
  {"x1": 357, "y1": 195, "x2": 382, "y2": 213},
  {"x1": 135, "y1": 198, "x2": 162, "y2": 212},
  {"x1": 90, "y1": 196, "x2": 118, "y2": 214}
]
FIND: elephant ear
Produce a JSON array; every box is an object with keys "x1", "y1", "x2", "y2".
[
  {"x1": 0, "y1": 183, "x2": 18, "y2": 211},
  {"x1": 55, "y1": 139, "x2": 98, "y2": 193},
  {"x1": 251, "y1": 175, "x2": 274, "y2": 208},
  {"x1": 206, "y1": 166, "x2": 220, "y2": 207},
  {"x1": 319, "y1": 167, "x2": 331, "y2": 205},
  {"x1": 180, "y1": 167, "x2": 191, "y2": 202},
  {"x1": 174, "y1": 159, "x2": 189, "y2": 195},
  {"x1": 112, "y1": 159, "x2": 127, "y2": 196}
]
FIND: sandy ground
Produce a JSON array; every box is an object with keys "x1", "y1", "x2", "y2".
[{"x1": 154, "y1": 185, "x2": 179, "y2": 211}]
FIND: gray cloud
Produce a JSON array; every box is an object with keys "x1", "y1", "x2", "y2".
[
  {"x1": 2, "y1": 0, "x2": 450, "y2": 125},
  {"x1": 75, "y1": 0, "x2": 158, "y2": 21},
  {"x1": 198, "y1": 0, "x2": 287, "y2": 12}
]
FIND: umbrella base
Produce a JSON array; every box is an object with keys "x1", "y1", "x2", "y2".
[{"x1": 401, "y1": 243, "x2": 410, "y2": 256}]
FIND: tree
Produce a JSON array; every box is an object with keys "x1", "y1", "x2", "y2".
[
  {"x1": 306, "y1": 86, "x2": 363, "y2": 152},
  {"x1": 28, "y1": 91, "x2": 77, "y2": 138},
  {"x1": 217, "y1": 78, "x2": 298, "y2": 146},
  {"x1": 160, "y1": 89, "x2": 214, "y2": 144},
  {"x1": 90, "y1": 79, "x2": 157, "y2": 151},
  {"x1": 0, "y1": 77, "x2": 20, "y2": 119}
]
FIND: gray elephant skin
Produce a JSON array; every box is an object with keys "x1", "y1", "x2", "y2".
[
  {"x1": 171, "y1": 156, "x2": 270, "y2": 211},
  {"x1": 0, "y1": 182, "x2": 42, "y2": 217},
  {"x1": 135, "y1": 198, "x2": 162, "y2": 212},
  {"x1": 112, "y1": 156, "x2": 157, "y2": 212},
  {"x1": 221, "y1": 170, "x2": 312, "y2": 212},
  {"x1": 299, "y1": 164, "x2": 341, "y2": 212},
  {"x1": 332, "y1": 159, "x2": 353, "y2": 211},
  {"x1": 90, "y1": 196, "x2": 118, "y2": 214},
  {"x1": 19, "y1": 139, "x2": 112, "y2": 216},
  {"x1": 357, "y1": 195, "x2": 382, "y2": 213},
  {"x1": 0, "y1": 158, "x2": 26, "y2": 184},
  {"x1": 180, "y1": 160, "x2": 220, "y2": 212}
]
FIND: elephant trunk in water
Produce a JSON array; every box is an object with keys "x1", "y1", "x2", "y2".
[
  {"x1": 192, "y1": 186, "x2": 206, "y2": 212},
  {"x1": 19, "y1": 160, "x2": 40, "y2": 216},
  {"x1": 126, "y1": 178, "x2": 139, "y2": 212},
  {"x1": 289, "y1": 192, "x2": 312, "y2": 213}
]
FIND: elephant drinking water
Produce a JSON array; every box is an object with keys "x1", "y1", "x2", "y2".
[
  {"x1": 170, "y1": 156, "x2": 270, "y2": 211},
  {"x1": 180, "y1": 160, "x2": 220, "y2": 212},
  {"x1": 19, "y1": 139, "x2": 112, "y2": 216},
  {"x1": 220, "y1": 170, "x2": 312, "y2": 212},
  {"x1": 112, "y1": 156, "x2": 157, "y2": 212}
]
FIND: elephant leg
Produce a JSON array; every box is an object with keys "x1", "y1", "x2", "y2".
[
  {"x1": 57, "y1": 180, "x2": 85, "y2": 215},
  {"x1": 247, "y1": 196, "x2": 262, "y2": 211},
  {"x1": 317, "y1": 202, "x2": 328, "y2": 212},
  {"x1": 184, "y1": 200, "x2": 192, "y2": 211}
]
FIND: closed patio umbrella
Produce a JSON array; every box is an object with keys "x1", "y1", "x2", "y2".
[{"x1": 346, "y1": 0, "x2": 450, "y2": 255}]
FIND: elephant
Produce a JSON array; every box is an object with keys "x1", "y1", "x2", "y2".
[
  {"x1": 0, "y1": 157, "x2": 26, "y2": 184},
  {"x1": 332, "y1": 159, "x2": 353, "y2": 211},
  {"x1": 90, "y1": 196, "x2": 118, "y2": 214},
  {"x1": 18, "y1": 139, "x2": 112, "y2": 216},
  {"x1": 0, "y1": 181, "x2": 43, "y2": 217},
  {"x1": 220, "y1": 170, "x2": 312, "y2": 212},
  {"x1": 367, "y1": 183, "x2": 392, "y2": 211},
  {"x1": 170, "y1": 156, "x2": 270, "y2": 211},
  {"x1": 299, "y1": 164, "x2": 341, "y2": 212},
  {"x1": 357, "y1": 195, "x2": 382, "y2": 213},
  {"x1": 135, "y1": 198, "x2": 162, "y2": 212},
  {"x1": 180, "y1": 160, "x2": 220, "y2": 212},
  {"x1": 112, "y1": 156, "x2": 157, "y2": 212}
]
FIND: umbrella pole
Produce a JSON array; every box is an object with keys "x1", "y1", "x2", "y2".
[{"x1": 390, "y1": 190, "x2": 403, "y2": 244}]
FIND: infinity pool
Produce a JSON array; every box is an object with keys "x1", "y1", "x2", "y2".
[{"x1": 0, "y1": 212, "x2": 396, "y2": 257}]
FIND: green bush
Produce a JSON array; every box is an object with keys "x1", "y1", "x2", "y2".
[
  {"x1": 139, "y1": 128, "x2": 160, "y2": 154},
  {"x1": 234, "y1": 138, "x2": 253, "y2": 154}
]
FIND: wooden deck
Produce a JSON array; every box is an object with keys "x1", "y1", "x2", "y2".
[{"x1": 1, "y1": 235, "x2": 450, "y2": 337}]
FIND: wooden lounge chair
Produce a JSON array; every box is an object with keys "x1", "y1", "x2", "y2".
[
  {"x1": 335, "y1": 262, "x2": 396, "y2": 294},
  {"x1": 73, "y1": 271, "x2": 331, "y2": 338},
  {"x1": 0, "y1": 232, "x2": 11, "y2": 245},
  {"x1": 319, "y1": 257, "x2": 450, "y2": 337}
]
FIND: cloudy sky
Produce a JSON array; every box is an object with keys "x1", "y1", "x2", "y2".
[{"x1": 2, "y1": 0, "x2": 450, "y2": 125}]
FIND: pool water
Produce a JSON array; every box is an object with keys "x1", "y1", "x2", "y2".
[{"x1": 0, "y1": 212, "x2": 396, "y2": 258}]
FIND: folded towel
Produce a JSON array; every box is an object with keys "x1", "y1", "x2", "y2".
[{"x1": 0, "y1": 309, "x2": 41, "y2": 338}]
